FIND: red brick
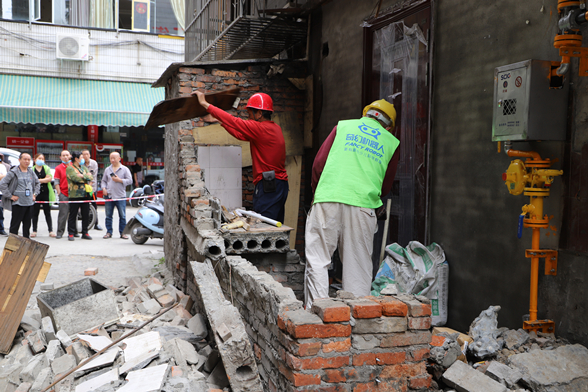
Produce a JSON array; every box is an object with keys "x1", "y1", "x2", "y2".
[
  {"x1": 377, "y1": 352, "x2": 406, "y2": 365},
  {"x1": 380, "y1": 331, "x2": 432, "y2": 347},
  {"x1": 408, "y1": 317, "x2": 431, "y2": 330},
  {"x1": 179, "y1": 67, "x2": 204, "y2": 74},
  {"x1": 348, "y1": 299, "x2": 382, "y2": 319},
  {"x1": 193, "y1": 199, "x2": 209, "y2": 206},
  {"x1": 353, "y1": 353, "x2": 376, "y2": 366},
  {"x1": 322, "y1": 338, "x2": 351, "y2": 353},
  {"x1": 185, "y1": 164, "x2": 201, "y2": 172},
  {"x1": 287, "y1": 323, "x2": 352, "y2": 339},
  {"x1": 323, "y1": 369, "x2": 346, "y2": 383},
  {"x1": 84, "y1": 268, "x2": 98, "y2": 276},
  {"x1": 409, "y1": 373, "x2": 432, "y2": 389},
  {"x1": 211, "y1": 69, "x2": 237, "y2": 77},
  {"x1": 253, "y1": 343, "x2": 262, "y2": 360},
  {"x1": 353, "y1": 380, "x2": 407, "y2": 392},
  {"x1": 179, "y1": 86, "x2": 192, "y2": 95},
  {"x1": 430, "y1": 335, "x2": 446, "y2": 347},
  {"x1": 278, "y1": 362, "x2": 321, "y2": 386},
  {"x1": 372, "y1": 297, "x2": 408, "y2": 317},
  {"x1": 408, "y1": 347, "x2": 430, "y2": 361},
  {"x1": 286, "y1": 353, "x2": 350, "y2": 370},
  {"x1": 297, "y1": 341, "x2": 322, "y2": 357},
  {"x1": 190, "y1": 81, "x2": 206, "y2": 88},
  {"x1": 292, "y1": 373, "x2": 321, "y2": 386},
  {"x1": 379, "y1": 362, "x2": 426, "y2": 379},
  {"x1": 312, "y1": 299, "x2": 351, "y2": 322},
  {"x1": 199, "y1": 75, "x2": 220, "y2": 83},
  {"x1": 410, "y1": 303, "x2": 432, "y2": 317},
  {"x1": 314, "y1": 386, "x2": 350, "y2": 392}
]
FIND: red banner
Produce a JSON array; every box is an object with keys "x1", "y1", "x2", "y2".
[{"x1": 6, "y1": 137, "x2": 34, "y2": 147}]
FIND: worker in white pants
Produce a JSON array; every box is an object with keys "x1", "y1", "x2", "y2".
[
  {"x1": 304, "y1": 203, "x2": 377, "y2": 307},
  {"x1": 304, "y1": 100, "x2": 400, "y2": 309}
]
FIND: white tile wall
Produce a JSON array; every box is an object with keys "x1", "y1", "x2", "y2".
[
  {"x1": 0, "y1": 21, "x2": 184, "y2": 83},
  {"x1": 198, "y1": 145, "x2": 242, "y2": 210}
]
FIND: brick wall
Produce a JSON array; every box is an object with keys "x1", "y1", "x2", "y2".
[
  {"x1": 212, "y1": 255, "x2": 433, "y2": 391},
  {"x1": 165, "y1": 60, "x2": 431, "y2": 391}
]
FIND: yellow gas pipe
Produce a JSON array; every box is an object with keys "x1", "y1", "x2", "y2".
[{"x1": 503, "y1": 149, "x2": 562, "y2": 333}]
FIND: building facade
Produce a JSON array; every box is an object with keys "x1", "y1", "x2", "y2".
[{"x1": 0, "y1": 1, "x2": 184, "y2": 186}]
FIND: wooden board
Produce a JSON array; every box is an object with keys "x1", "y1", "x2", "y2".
[
  {"x1": 284, "y1": 155, "x2": 302, "y2": 245},
  {"x1": 0, "y1": 235, "x2": 50, "y2": 354},
  {"x1": 145, "y1": 88, "x2": 241, "y2": 129}
]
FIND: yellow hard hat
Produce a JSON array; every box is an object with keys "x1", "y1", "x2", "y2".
[{"x1": 362, "y1": 99, "x2": 396, "y2": 128}]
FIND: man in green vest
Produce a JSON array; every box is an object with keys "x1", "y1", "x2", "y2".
[{"x1": 305, "y1": 99, "x2": 400, "y2": 309}]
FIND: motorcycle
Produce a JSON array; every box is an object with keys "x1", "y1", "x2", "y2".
[
  {"x1": 123, "y1": 184, "x2": 164, "y2": 244},
  {"x1": 129, "y1": 180, "x2": 164, "y2": 208}
]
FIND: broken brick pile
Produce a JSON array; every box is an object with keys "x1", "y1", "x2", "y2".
[
  {"x1": 1, "y1": 273, "x2": 241, "y2": 392},
  {"x1": 210, "y1": 255, "x2": 433, "y2": 391}
]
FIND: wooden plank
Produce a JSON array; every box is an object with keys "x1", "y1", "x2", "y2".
[
  {"x1": 284, "y1": 155, "x2": 302, "y2": 245},
  {"x1": 145, "y1": 88, "x2": 240, "y2": 129},
  {"x1": 0, "y1": 235, "x2": 49, "y2": 354},
  {"x1": 36, "y1": 262, "x2": 51, "y2": 283}
]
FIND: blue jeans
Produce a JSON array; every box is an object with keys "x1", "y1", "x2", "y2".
[
  {"x1": 105, "y1": 200, "x2": 127, "y2": 235},
  {"x1": 253, "y1": 179, "x2": 289, "y2": 223}
]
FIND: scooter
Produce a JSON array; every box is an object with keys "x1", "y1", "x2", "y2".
[
  {"x1": 129, "y1": 180, "x2": 164, "y2": 208},
  {"x1": 123, "y1": 185, "x2": 164, "y2": 244}
]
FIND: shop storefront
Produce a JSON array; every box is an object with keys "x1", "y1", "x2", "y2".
[{"x1": 0, "y1": 74, "x2": 165, "y2": 186}]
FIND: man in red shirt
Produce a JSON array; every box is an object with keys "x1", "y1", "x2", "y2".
[
  {"x1": 194, "y1": 91, "x2": 289, "y2": 222},
  {"x1": 54, "y1": 150, "x2": 73, "y2": 239}
]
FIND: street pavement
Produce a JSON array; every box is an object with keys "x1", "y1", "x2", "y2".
[{"x1": 0, "y1": 205, "x2": 166, "y2": 308}]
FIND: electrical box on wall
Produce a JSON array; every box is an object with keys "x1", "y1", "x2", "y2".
[{"x1": 492, "y1": 60, "x2": 569, "y2": 142}]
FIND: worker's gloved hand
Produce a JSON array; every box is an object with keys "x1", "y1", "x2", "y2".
[{"x1": 376, "y1": 205, "x2": 388, "y2": 220}]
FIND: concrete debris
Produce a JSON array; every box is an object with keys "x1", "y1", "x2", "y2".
[
  {"x1": 117, "y1": 364, "x2": 169, "y2": 392},
  {"x1": 508, "y1": 344, "x2": 588, "y2": 392},
  {"x1": 430, "y1": 333, "x2": 464, "y2": 368},
  {"x1": 51, "y1": 354, "x2": 77, "y2": 376},
  {"x1": 5, "y1": 271, "x2": 251, "y2": 392},
  {"x1": 502, "y1": 329, "x2": 530, "y2": 350},
  {"x1": 486, "y1": 360, "x2": 523, "y2": 388},
  {"x1": 442, "y1": 360, "x2": 507, "y2": 392},
  {"x1": 41, "y1": 317, "x2": 56, "y2": 342},
  {"x1": 469, "y1": 305, "x2": 503, "y2": 358}
]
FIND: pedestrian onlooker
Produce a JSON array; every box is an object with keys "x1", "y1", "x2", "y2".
[
  {"x1": 131, "y1": 157, "x2": 143, "y2": 188},
  {"x1": 54, "y1": 150, "x2": 72, "y2": 239},
  {"x1": 0, "y1": 153, "x2": 41, "y2": 238},
  {"x1": 0, "y1": 153, "x2": 9, "y2": 235},
  {"x1": 66, "y1": 151, "x2": 93, "y2": 241},
  {"x1": 82, "y1": 149, "x2": 103, "y2": 231},
  {"x1": 31, "y1": 153, "x2": 56, "y2": 238},
  {"x1": 101, "y1": 152, "x2": 132, "y2": 239}
]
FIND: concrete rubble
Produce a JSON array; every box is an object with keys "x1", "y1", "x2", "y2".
[
  {"x1": 0, "y1": 268, "x2": 248, "y2": 392},
  {"x1": 427, "y1": 308, "x2": 588, "y2": 392}
]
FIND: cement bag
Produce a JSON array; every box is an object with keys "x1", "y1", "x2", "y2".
[{"x1": 377, "y1": 241, "x2": 448, "y2": 326}]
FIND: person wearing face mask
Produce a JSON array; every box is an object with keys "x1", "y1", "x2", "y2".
[
  {"x1": 31, "y1": 154, "x2": 56, "y2": 238},
  {"x1": 54, "y1": 150, "x2": 74, "y2": 239},
  {"x1": 0, "y1": 153, "x2": 9, "y2": 235},
  {"x1": 0, "y1": 153, "x2": 41, "y2": 238},
  {"x1": 66, "y1": 151, "x2": 93, "y2": 241}
]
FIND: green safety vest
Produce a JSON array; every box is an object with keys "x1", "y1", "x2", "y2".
[{"x1": 314, "y1": 117, "x2": 399, "y2": 209}]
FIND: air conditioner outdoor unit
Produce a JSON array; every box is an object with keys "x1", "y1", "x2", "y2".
[{"x1": 56, "y1": 35, "x2": 89, "y2": 61}]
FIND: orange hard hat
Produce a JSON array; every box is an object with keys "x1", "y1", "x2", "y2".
[{"x1": 246, "y1": 93, "x2": 274, "y2": 112}]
